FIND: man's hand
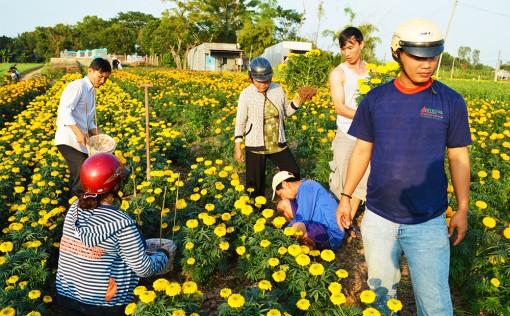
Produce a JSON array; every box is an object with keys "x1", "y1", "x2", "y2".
[
  {"x1": 234, "y1": 142, "x2": 244, "y2": 163},
  {"x1": 336, "y1": 198, "x2": 352, "y2": 230},
  {"x1": 448, "y1": 210, "x2": 468, "y2": 246},
  {"x1": 75, "y1": 129, "x2": 88, "y2": 148}
]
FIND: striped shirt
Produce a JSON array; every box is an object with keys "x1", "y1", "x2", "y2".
[{"x1": 56, "y1": 201, "x2": 168, "y2": 306}]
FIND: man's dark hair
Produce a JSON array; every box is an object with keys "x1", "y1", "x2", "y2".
[
  {"x1": 338, "y1": 27, "x2": 364, "y2": 49},
  {"x1": 275, "y1": 177, "x2": 299, "y2": 191},
  {"x1": 89, "y1": 57, "x2": 112, "y2": 73}
]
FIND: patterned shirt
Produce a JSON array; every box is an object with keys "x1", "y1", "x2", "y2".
[{"x1": 252, "y1": 97, "x2": 286, "y2": 155}]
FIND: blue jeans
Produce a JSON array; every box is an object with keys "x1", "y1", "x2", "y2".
[{"x1": 361, "y1": 209, "x2": 453, "y2": 316}]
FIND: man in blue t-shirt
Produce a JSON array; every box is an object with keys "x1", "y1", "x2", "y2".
[
  {"x1": 336, "y1": 19, "x2": 471, "y2": 315},
  {"x1": 272, "y1": 171, "x2": 345, "y2": 251}
]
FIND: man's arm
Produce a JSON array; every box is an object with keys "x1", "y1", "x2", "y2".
[
  {"x1": 447, "y1": 146, "x2": 470, "y2": 246},
  {"x1": 336, "y1": 139, "x2": 372, "y2": 229},
  {"x1": 329, "y1": 66, "x2": 356, "y2": 119}
]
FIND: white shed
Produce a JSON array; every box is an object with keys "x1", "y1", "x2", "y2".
[
  {"x1": 261, "y1": 41, "x2": 313, "y2": 67},
  {"x1": 188, "y1": 43, "x2": 243, "y2": 72}
]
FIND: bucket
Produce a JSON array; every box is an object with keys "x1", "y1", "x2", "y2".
[
  {"x1": 146, "y1": 238, "x2": 176, "y2": 275},
  {"x1": 87, "y1": 134, "x2": 117, "y2": 156}
]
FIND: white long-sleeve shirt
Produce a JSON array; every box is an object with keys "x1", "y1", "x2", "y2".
[{"x1": 54, "y1": 77, "x2": 97, "y2": 153}]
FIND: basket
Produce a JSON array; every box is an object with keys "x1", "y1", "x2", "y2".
[
  {"x1": 87, "y1": 134, "x2": 116, "y2": 156},
  {"x1": 146, "y1": 238, "x2": 176, "y2": 275}
]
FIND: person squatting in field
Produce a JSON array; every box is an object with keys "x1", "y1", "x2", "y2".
[
  {"x1": 335, "y1": 18, "x2": 471, "y2": 315},
  {"x1": 234, "y1": 56, "x2": 305, "y2": 200},
  {"x1": 54, "y1": 57, "x2": 111, "y2": 196},
  {"x1": 56, "y1": 153, "x2": 173, "y2": 316},
  {"x1": 272, "y1": 171, "x2": 345, "y2": 251},
  {"x1": 328, "y1": 26, "x2": 370, "y2": 218}
]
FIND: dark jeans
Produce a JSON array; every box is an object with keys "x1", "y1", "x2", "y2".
[
  {"x1": 245, "y1": 147, "x2": 300, "y2": 199},
  {"x1": 57, "y1": 145, "x2": 88, "y2": 196},
  {"x1": 58, "y1": 295, "x2": 127, "y2": 316}
]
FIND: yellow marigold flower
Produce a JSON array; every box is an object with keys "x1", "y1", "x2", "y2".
[
  {"x1": 359, "y1": 84, "x2": 371, "y2": 95},
  {"x1": 187, "y1": 257, "x2": 196, "y2": 265},
  {"x1": 336, "y1": 269, "x2": 349, "y2": 279},
  {"x1": 9, "y1": 223, "x2": 23, "y2": 231},
  {"x1": 125, "y1": 303, "x2": 137, "y2": 315},
  {"x1": 268, "y1": 257, "x2": 280, "y2": 267},
  {"x1": 272, "y1": 216, "x2": 287, "y2": 228},
  {"x1": 214, "y1": 225, "x2": 227, "y2": 237},
  {"x1": 0, "y1": 257, "x2": 6, "y2": 265},
  {"x1": 185, "y1": 242, "x2": 194, "y2": 250},
  {"x1": 283, "y1": 227, "x2": 296, "y2": 236},
  {"x1": 14, "y1": 186, "x2": 25, "y2": 193},
  {"x1": 190, "y1": 193, "x2": 201, "y2": 201},
  {"x1": 153, "y1": 278, "x2": 170, "y2": 292},
  {"x1": 241, "y1": 204, "x2": 253, "y2": 215},
  {"x1": 287, "y1": 244, "x2": 302, "y2": 256},
  {"x1": 146, "y1": 196, "x2": 155, "y2": 204},
  {"x1": 253, "y1": 222, "x2": 265, "y2": 233},
  {"x1": 134, "y1": 285, "x2": 147, "y2": 296},
  {"x1": 255, "y1": 196, "x2": 267, "y2": 205},
  {"x1": 363, "y1": 307, "x2": 381, "y2": 316},
  {"x1": 258, "y1": 280, "x2": 272, "y2": 291},
  {"x1": 28, "y1": 289, "x2": 41, "y2": 299},
  {"x1": 219, "y1": 241, "x2": 230, "y2": 251},
  {"x1": 236, "y1": 246, "x2": 246, "y2": 255},
  {"x1": 309, "y1": 263, "x2": 325, "y2": 276},
  {"x1": 490, "y1": 278, "x2": 500, "y2": 287},
  {"x1": 320, "y1": 249, "x2": 335, "y2": 262},
  {"x1": 360, "y1": 290, "x2": 376, "y2": 304},
  {"x1": 482, "y1": 217, "x2": 496, "y2": 228},
  {"x1": 43, "y1": 295, "x2": 53, "y2": 303},
  {"x1": 475, "y1": 200, "x2": 487, "y2": 209},
  {"x1": 182, "y1": 281, "x2": 198, "y2": 294},
  {"x1": 504, "y1": 227, "x2": 510, "y2": 239},
  {"x1": 296, "y1": 298, "x2": 310, "y2": 310},
  {"x1": 328, "y1": 281, "x2": 342, "y2": 294},
  {"x1": 6, "y1": 275, "x2": 19, "y2": 284},
  {"x1": 267, "y1": 309, "x2": 281, "y2": 316},
  {"x1": 26, "y1": 312, "x2": 42, "y2": 316},
  {"x1": 0, "y1": 307, "x2": 15, "y2": 316},
  {"x1": 139, "y1": 290, "x2": 157, "y2": 303},
  {"x1": 272, "y1": 270, "x2": 286, "y2": 282},
  {"x1": 0, "y1": 242, "x2": 14, "y2": 253},
  {"x1": 186, "y1": 219, "x2": 199, "y2": 229},
  {"x1": 330, "y1": 292, "x2": 346, "y2": 305},
  {"x1": 260, "y1": 240, "x2": 271, "y2": 248},
  {"x1": 262, "y1": 209, "x2": 274, "y2": 218},
  {"x1": 491, "y1": 170, "x2": 500, "y2": 179},
  {"x1": 365, "y1": 63, "x2": 377, "y2": 70},
  {"x1": 295, "y1": 254, "x2": 311, "y2": 266},
  {"x1": 386, "y1": 61, "x2": 400, "y2": 71},
  {"x1": 220, "y1": 288, "x2": 232, "y2": 298},
  {"x1": 387, "y1": 298, "x2": 403, "y2": 312},
  {"x1": 227, "y1": 293, "x2": 245, "y2": 309},
  {"x1": 477, "y1": 170, "x2": 487, "y2": 178},
  {"x1": 166, "y1": 282, "x2": 181, "y2": 297},
  {"x1": 278, "y1": 246, "x2": 287, "y2": 255},
  {"x1": 205, "y1": 203, "x2": 215, "y2": 211}
]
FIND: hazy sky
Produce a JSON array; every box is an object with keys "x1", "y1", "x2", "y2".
[{"x1": 2, "y1": 0, "x2": 509, "y2": 65}]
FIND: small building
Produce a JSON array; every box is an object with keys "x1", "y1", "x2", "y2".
[
  {"x1": 497, "y1": 69, "x2": 509, "y2": 80},
  {"x1": 188, "y1": 43, "x2": 243, "y2": 72},
  {"x1": 261, "y1": 41, "x2": 313, "y2": 68}
]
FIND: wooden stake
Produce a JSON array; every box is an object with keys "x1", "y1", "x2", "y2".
[{"x1": 140, "y1": 83, "x2": 153, "y2": 181}]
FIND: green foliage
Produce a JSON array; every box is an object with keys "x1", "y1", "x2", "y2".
[{"x1": 280, "y1": 49, "x2": 331, "y2": 93}]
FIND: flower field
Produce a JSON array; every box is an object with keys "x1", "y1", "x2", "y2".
[{"x1": 0, "y1": 65, "x2": 508, "y2": 316}]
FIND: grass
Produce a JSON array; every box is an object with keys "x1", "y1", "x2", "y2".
[{"x1": 0, "y1": 62, "x2": 45, "y2": 75}]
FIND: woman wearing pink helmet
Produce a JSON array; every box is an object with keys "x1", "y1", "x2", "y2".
[{"x1": 56, "y1": 153, "x2": 172, "y2": 316}]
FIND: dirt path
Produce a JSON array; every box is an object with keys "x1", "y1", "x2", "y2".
[{"x1": 21, "y1": 67, "x2": 44, "y2": 81}]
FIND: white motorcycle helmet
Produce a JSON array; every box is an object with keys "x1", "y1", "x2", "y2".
[{"x1": 391, "y1": 18, "x2": 444, "y2": 60}]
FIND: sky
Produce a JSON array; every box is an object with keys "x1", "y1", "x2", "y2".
[{"x1": 1, "y1": 0, "x2": 509, "y2": 66}]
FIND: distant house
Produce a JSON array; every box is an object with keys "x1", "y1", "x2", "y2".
[
  {"x1": 188, "y1": 43, "x2": 244, "y2": 72},
  {"x1": 497, "y1": 69, "x2": 509, "y2": 80},
  {"x1": 261, "y1": 41, "x2": 313, "y2": 67}
]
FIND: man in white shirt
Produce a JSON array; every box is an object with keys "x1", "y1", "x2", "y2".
[{"x1": 54, "y1": 57, "x2": 111, "y2": 196}]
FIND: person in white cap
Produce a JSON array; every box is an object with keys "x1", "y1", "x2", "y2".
[
  {"x1": 272, "y1": 171, "x2": 344, "y2": 251},
  {"x1": 336, "y1": 18, "x2": 471, "y2": 315}
]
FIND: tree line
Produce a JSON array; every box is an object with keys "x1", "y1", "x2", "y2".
[{"x1": 0, "y1": 0, "x2": 502, "y2": 73}]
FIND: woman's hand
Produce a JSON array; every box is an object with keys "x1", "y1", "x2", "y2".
[{"x1": 234, "y1": 142, "x2": 244, "y2": 163}]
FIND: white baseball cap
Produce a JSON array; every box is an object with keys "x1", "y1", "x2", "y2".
[{"x1": 272, "y1": 171, "x2": 295, "y2": 201}]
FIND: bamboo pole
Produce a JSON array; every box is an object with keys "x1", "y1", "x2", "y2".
[{"x1": 140, "y1": 83, "x2": 153, "y2": 181}]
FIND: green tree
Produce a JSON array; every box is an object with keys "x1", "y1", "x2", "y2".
[
  {"x1": 472, "y1": 49, "x2": 480, "y2": 66},
  {"x1": 237, "y1": 16, "x2": 275, "y2": 59},
  {"x1": 274, "y1": 5, "x2": 304, "y2": 42},
  {"x1": 75, "y1": 16, "x2": 111, "y2": 49},
  {"x1": 458, "y1": 46, "x2": 472, "y2": 66},
  {"x1": 101, "y1": 23, "x2": 135, "y2": 54}
]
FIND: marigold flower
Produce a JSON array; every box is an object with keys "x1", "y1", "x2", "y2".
[
  {"x1": 272, "y1": 216, "x2": 287, "y2": 228},
  {"x1": 166, "y1": 282, "x2": 181, "y2": 297},
  {"x1": 296, "y1": 298, "x2": 310, "y2": 310},
  {"x1": 336, "y1": 269, "x2": 349, "y2": 279},
  {"x1": 214, "y1": 225, "x2": 227, "y2": 237},
  {"x1": 6, "y1": 275, "x2": 19, "y2": 284},
  {"x1": 387, "y1": 298, "x2": 403, "y2": 312},
  {"x1": 219, "y1": 241, "x2": 230, "y2": 251},
  {"x1": 330, "y1": 292, "x2": 346, "y2": 305},
  {"x1": 260, "y1": 240, "x2": 271, "y2": 248},
  {"x1": 133, "y1": 285, "x2": 147, "y2": 296},
  {"x1": 0, "y1": 307, "x2": 15, "y2": 316},
  {"x1": 139, "y1": 290, "x2": 157, "y2": 303},
  {"x1": 490, "y1": 278, "x2": 500, "y2": 287},
  {"x1": 172, "y1": 310, "x2": 186, "y2": 316},
  {"x1": 360, "y1": 289, "x2": 376, "y2": 304},
  {"x1": 236, "y1": 246, "x2": 246, "y2": 255},
  {"x1": 43, "y1": 295, "x2": 53, "y2": 303},
  {"x1": 320, "y1": 249, "x2": 335, "y2": 262},
  {"x1": 255, "y1": 196, "x2": 267, "y2": 205},
  {"x1": 28, "y1": 289, "x2": 41, "y2": 299},
  {"x1": 283, "y1": 227, "x2": 296, "y2": 236},
  {"x1": 482, "y1": 217, "x2": 496, "y2": 228},
  {"x1": 258, "y1": 280, "x2": 272, "y2": 291},
  {"x1": 253, "y1": 222, "x2": 265, "y2": 233},
  {"x1": 295, "y1": 254, "x2": 311, "y2": 266},
  {"x1": 182, "y1": 281, "x2": 198, "y2": 294},
  {"x1": 309, "y1": 263, "x2": 325, "y2": 276},
  {"x1": 262, "y1": 209, "x2": 274, "y2": 218},
  {"x1": 186, "y1": 219, "x2": 199, "y2": 229},
  {"x1": 227, "y1": 293, "x2": 245, "y2": 309},
  {"x1": 267, "y1": 309, "x2": 281, "y2": 316},
  {"x1": 477, "y1": 170, "x2": 487, "y2": 178},
  {"x1": 26, "y1": 312, "x2": 41, "y2": 316},
  {"x1": 187, "y1": 257, "x2": 196, "y2": 265},
  {"x1": 272, "y1": 270, "x2": 286, "y2": 282},
  {"x1": 220, "y1": 288, "x2": 232, "y2": 298},
  {"x1": 287, "y1": 244, "x2": 302, "y2": 256},
  {"x1": 363, "y1": 307, "x2": 381, "y2": 316},
  {"x1": 328, "y1": 281, "x2": 342, "y2": 294},
  {"x1": 268, "y1": 257, "x2": 280, "y2": 267},
  {"x1": 475, "y1": 200, "x2": 487, "y2": 209},
  {"x1": 185, "y1": 242, "x2": 194, "y2": 250},
  {"x1": 504, "y1": 227, "x2": 510, "y2": 239}
]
